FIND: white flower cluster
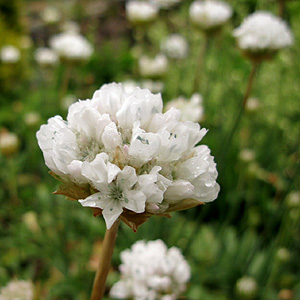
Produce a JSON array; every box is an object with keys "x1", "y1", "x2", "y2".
[
  {"x1": 0, "y1": 280, "x2": 34, "y2": 300},
  {"x1": 110, "y1": 240, "x2": 190, "y2": 300},
  {"x1": 50, "y1": 31, "x2": 93, "y2": 61},
  {"x1": 126, "y1": 1, "x2": 158, "y2": 24},
  {"x1": 37, "y1": 83, "x2": 219, "y2": 229},
  {"x1": 165, "y1": 93, "x2": 204, "y2": 123},
  {"x1": 160, "y1": 34, "x2": 188, "y2": 60},
  {"x1": 0, "y1": 45, "x2": 20, "y2": 63},
  {"x1": 41, "y1": 6, "x2": 61, "y2": 25},
  {"x1": 35, "y1": 47, "x2": 58, "y2": 66},
  {"x1": 189, "y1": 0, "x2": 232, "y2": 30},
  {"x1": 233, "y1": 11, "x2": 293, "y2": 52},
  {"x1": 139, "y1": 54, "x2": 168, "y2": 78}
]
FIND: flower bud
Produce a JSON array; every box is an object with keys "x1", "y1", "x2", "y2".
[{"x1": 0, "y1": 131, "x2": 20, "y2": 156}]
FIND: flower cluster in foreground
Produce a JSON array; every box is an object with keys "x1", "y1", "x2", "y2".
[
  {"x1": 110, "y1": 240, "x2": 190, "y2": 300},
  {"x1": 233, "y1": 11, "x2": 293, "y2": 56},
  {"x1": 37, "y1": 83, "x2": 219, "y2": 230},
  {"x1": 189, "y1": 0, "x2": 232, "y2": 30},
  {"x1": 0, "y1": 280, "x2": 34, "y2": 300}
]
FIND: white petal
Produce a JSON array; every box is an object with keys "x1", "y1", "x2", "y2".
[
  {"x1": 102, "y1": 122, "x2": 122, "y2": 151},
  {"x1": 102, "y1": 200, "x2": 123, "y2": 229},
  {"x1": 164, "y1": 180, "x2": 194, "y2": 203}
]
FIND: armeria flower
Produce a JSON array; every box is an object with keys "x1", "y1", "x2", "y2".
[
  {"x1": 235, "y1": 276, "x2": 258, "y2": 300},
  {"x1": 160, "y1": 34, "x2": 189, "y2": 60},
  {"x1": 165, "y1": 93, "x2": 204, "y2": 122},
  {"x1": 50, "y1": 31, "x2": 93, "y2": 62},
  {"x1": 233, "y1": 11, "x2": 293, "y2": 58},
  {"x1": 35, "y1": 47, "x2": 59, "y2": 66},
  {"x1": 139, "y1": 54, "x2": 168, "y2": 78},
  {"x1": 126, "y1": 1, "x2": 158, "y2": 25},
  {"x1": 110, "y1": 240, "x2": 190, "y2": 300},
  {"x1": 0, "y1": 45, "x2": 20, "y2": 63},
  {"x1": 37, "y1": 83, "x2": 219, "y2": 230},
  {"x1": 41, "y1": 5, "x2": 61, "y2": 25},
  {"x1": 0, "y1": 130, "x2": 19, "y2": 156},
  {"x1": 189, "y1": 0, "x2": 232, "y2": 30},
  {"x1": 0, "y1": 280, "x2": 34, "y2": 300}
]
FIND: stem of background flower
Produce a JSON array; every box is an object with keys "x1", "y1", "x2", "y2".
[
  {"x1": 278, "y1": 0, "x2": 285, "y2": 17},
  {"x1": 217, "y1": 61, "x2": 259, "y2": 168},
  {"x1": 191, "y1": 33, "x2": 208, "y2": 95},
  {"x1": 90, "y1": 219, "x2": 120, "y2": 300},
  {"x1": 59, "y1": 63, "x2": 73, "y2": 105}
]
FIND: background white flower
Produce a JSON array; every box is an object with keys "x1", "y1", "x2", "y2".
[
  {"x1": 0, "y1": 280, "x2": 34, "y2": 300},
  {"x1": 126, "y1": 1, "x2": 158, "y2": 24},
  {"x1": 50, "y1": 31, "x2": 93, "y2": 61},
  {"x1": 37, "y1": 83, "x2": 219, "y2": 230},
  {"x1": 0, "y1": 45, "x2": 20, "y2": 63},
  {"x1": 165, "y1": 93, "x2": 204, "y2": 122},
  {"x1": 35, "y1": 47, "x2": 59, "y2": 66},
  {"x1": 233, "y1": 11, "x2": 293, "y2": 52},
  {"x1": 160, "y1": 34, "x2": 189, "y2": 60},
  {"x1": 139, "y1": 54, "x2": 168, "y2": 78},
  {"x1": 110, "y1": 240, "x2": 190, "y2": 300},
  {"x1": 189, "y1": 0, "x2": 232, "y2": 30}
]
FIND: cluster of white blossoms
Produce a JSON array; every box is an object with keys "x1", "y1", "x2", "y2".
[
  {"x1": 189, "y1": 0, "x2": 232, "y2": 30},
  {"x1": 126, "y1": 1, "x2": 158, "y2": 24},
  {"x1": 165, "y1": 93, "x2": 204, "y2": 123},
  {"x1": 160, "y1": 34, "x2": 189, "y2": 60},
  {"x1": 41, "y1": 5, "x2": 61, "y2": 25},
  {"x1": 0, "y1": 45, "x2": 20, "y2": 63},
  {"x1": 233, "y1": 11, "x2": 293, "y2": 53},
  {"x1": 110, "y1": 240, "x2": 190, "y2": 300},
  {"x1": 37, "y1": 83, "x2": 219, "y2": 230},
  {"x1": 50, "y1": 31, "x2": 93, "y2": 62},
  {"x1": 35, "y1": 47, "x2": 58, "y2": 66},
  {"x1": 0, "y1": 280, "x2": 34, "y2": 300},
  {"x1": 139, "y1": 54, "x2": 168, "y2": 78}
]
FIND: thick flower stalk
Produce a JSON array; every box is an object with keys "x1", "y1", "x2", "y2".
[
  {"x1": 110, "y1": 239, "x2": 191, "y2": 300},
  {"x1": 37, "y1": 83, "x2": 219, "y2": 231}
]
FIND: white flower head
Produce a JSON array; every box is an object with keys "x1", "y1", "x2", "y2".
[
  {"x1": 50, "y1": 31, "x2": 93, "y2": 61},
  {"x1": 235, "y1": 276, "x2": 258, "y2": 299},
  {"x1": 161, "y1": 34, "x2": 189, "y2": 60},
  {"x1": 139, "y1": 54, "x2": 168, "y2": 78},
  {"x1": 189, "y1": 0, "x2": 232, "y2": 30},
  {"x1": 0, "y1": 131, "x2": 19, "y2": 156},
  {"x1": 165, "y1": 93, "x2": 204, "y2": 122},
  {"x1": 0, "y1": 280, "x2": 34, "y2": 300},
  {"x1": 41, "y1": 6, "x2": 61, "y2": 24},
  {"x1": 0, "y1": 45, "x2": 20, "y2": 63},
  {"x1": 126, "y1": 1, "x2": 158, "y2": 25},
  {"x1": 37, "y1": 83, "x2": 219, "y2": 230},
  {"x1": 233, "y1": 11, "x2": 293, "y2": 53},
  {"x1": 110, "y1": 240, "x2": 190, "y2": 299},
  {"x1": 35, "y1": 47, "x2": 59, "y2": 66}
]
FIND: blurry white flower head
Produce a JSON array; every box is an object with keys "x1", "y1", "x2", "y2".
[
  {"x1": 140, "y1": 79, "x2": 164, "y2": 93},
  {"x1": 152, "y1": 0, "x2": 181, "y2": 9},
  {"x1": 110, "y1": 240, "x2": 190, "y2": 300},
  {"x1": 276, "y1": 248, "x2": 291, "y2": 263},
  {"x1": 0, "y1": 280, "x2": 34, "y2": 300},
  {"x1": 0, "y1": 131, "x2": 19, "y2": 156},
  {"x1": 24, "y1": 112, "x2": 41, "y2": 127},
  {"x1": 235, "y1": 276, "x2": 258, "y2": 300},
  {"x1": 62, "y1": 94, "x2": 77, "y2": 109},
  {"x1": 36, "y1": 83, "x2": 219, "y2": 230},
  {"x1": 239, "y1": 148, "x2": 255, "y2": 163},
  {"x1": 41, "y1": 6, "x2": 61, "y2": 24},
  {"x1": 61, "y1": 21, "x2": 81, "y2": 34},
  {"x1": 286, "y1": 191, "x2": 300, "y2": 208},
  {"x1": 126, "y1": 1, "x2": 158, "y2": 25},
  {"x1": 245, "y1": 97, "x2": 260, "y2": 112},
  {"x1": 189, "y1": 0, "x2": 232, "y2": 30},
  {"x1": 233, "y1": 11, "x2": 293, "y2": 59},
  {"x1": 161, "y1": 34, "x2": 188, "y2": 60},
  {"x1": 35, "y1": 47, "x2": 59, "y2": 66},
  {"x1": 139, "y1": 54, "x2": 168, "y2": 78},
  {"x1": 50, "y1": 31, "x2": 93, "y2": 62},
  {"x1": 165, "y1": 93, "x2": 204, "y2": 122},
  {"x1": 0, "y1": 45, "x2": 20, "y2": 63}
]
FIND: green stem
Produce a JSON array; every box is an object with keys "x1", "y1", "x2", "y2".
[
  {"x1": 90, "y1": 219, "x2": 120, "y2": 300},
  {"x1": 59, "y1": 63, "x2": 73, "y2": 105},
  {"x1": 191, "y1": 33, "x2": 208, "y2": 95},
  {"x1": 217, "y1": 61, "x2": 259, "y2": 167}
]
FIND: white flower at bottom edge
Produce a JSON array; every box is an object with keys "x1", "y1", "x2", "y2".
[{"x1": 79, "y1": 153, "x2": 146, "y2": 229}]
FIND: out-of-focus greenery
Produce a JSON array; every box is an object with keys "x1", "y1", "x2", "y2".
[{"x1": 0, "y1": 0, "x2": 299, "y2": 299}]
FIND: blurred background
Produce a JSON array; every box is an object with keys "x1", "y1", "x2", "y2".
[{"x1": 0, "y1": 0, "x2": 299, "y2": 299}]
